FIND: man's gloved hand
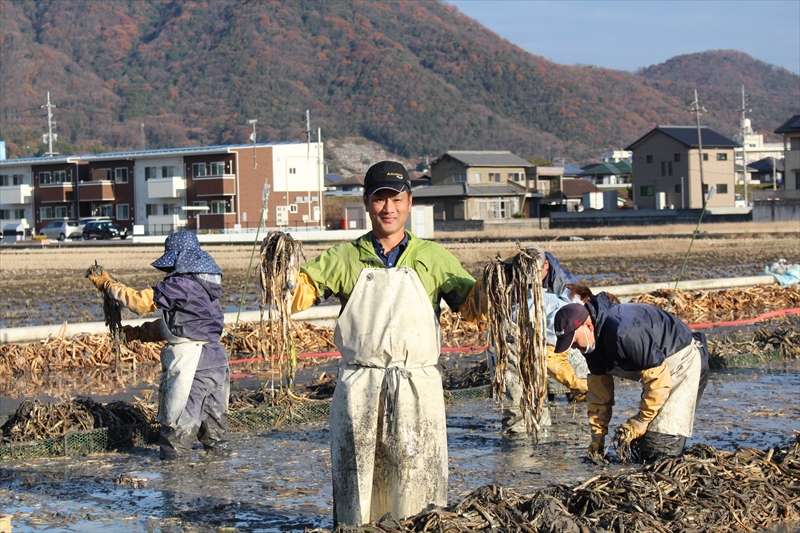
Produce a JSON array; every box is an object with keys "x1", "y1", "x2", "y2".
[
  {"x1": 122, "y1": 320, "x2": 163, "y2": 343},
  {"x1": 617, "y1": 416, "x2": 649, "y2": 444},
  {"x1": 88, "y1": 270, "x2": 113, "y2": 291}
]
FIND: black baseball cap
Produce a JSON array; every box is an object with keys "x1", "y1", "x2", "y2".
[
  {"x1": 553, "y1": 303, "x2": 590, "y2": 353},
  {"x1": 364, "y1": 161, "x2": 411, "y2": 197}
]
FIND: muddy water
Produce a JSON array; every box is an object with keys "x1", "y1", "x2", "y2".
[{"x1": 1, "y1": 361, "x2": 798, "y2": 532}]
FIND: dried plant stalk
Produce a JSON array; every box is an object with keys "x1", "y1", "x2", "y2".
[
  {"x1": 85, "y1": 262, "x2": 126, "y2": 369},
  {"x1": 483, "y1": 244, "x2": 547, "y2": 434},
  {"x1": 258, "y1": 231, "x2": 306, "y2": 393}
]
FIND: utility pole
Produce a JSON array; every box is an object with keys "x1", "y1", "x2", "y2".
[
  {"x1": 690, "y1": 90, "x2": 707, "y2": 208},
  {"x1": 739, "y1": 85, "x2": 751, "y2": 204},
  {"x1": 41, "y1": 92, "x2": 58, "y2": 157},
  {"x1": 140, "y1": 123, "x2": 146, "y2": 150},
  {"x1": 248, "y1": 119, "x2": 257, "y2": 169},
  {"x1": 305, "y1": 109, "x2": 311, "y2": 144}
]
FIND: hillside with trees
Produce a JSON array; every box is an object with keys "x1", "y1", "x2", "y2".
[{"x1": 1, "y1": 0, "x2": 797, "y2": 165}]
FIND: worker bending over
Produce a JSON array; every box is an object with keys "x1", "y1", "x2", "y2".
[{"x1": 554, "y1": 295, "x2": 709, "y2": 462}]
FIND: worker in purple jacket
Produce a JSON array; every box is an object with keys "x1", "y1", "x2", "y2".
[{"x1": 89, "y1": 230, "x2": 229, "y2": 459}]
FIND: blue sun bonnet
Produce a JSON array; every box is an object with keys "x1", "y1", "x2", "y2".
[{"x1": 151, "y1": 230, "x2": 222, "y2": 276}]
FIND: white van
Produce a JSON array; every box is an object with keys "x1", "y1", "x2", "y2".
[{"x1": 734, "y1": 194, "x2": 747, "y2": 208}]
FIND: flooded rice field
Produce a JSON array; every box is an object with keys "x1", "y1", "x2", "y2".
[{"x1": 0, "y1": 361, "x2": 798, "y2": 533}]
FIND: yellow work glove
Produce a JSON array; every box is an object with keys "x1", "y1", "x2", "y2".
[
  {"x1": 106, "y1": 282, "x2": 158, "y2": 316},
  {"x1": 617, "y1": 417, "x2": 649, "y2": 444},
  {"x1": 637, "y1": 362, "x2": 672, "y2": 425},
  {"x1": 587, "y1": 373, "x2": 614, "y2": 439},
  {"x1": 546, "y1": 345, "x2": 588, "y2": 396},
  {"x1": 291, "y1": 269, "x2": 319, "y2": 314},
  {"x1": 122, "y1": 320, "x2": 163, "y2": 343},
  {"x1": 88, "y1": 270, "x2": 113, "y2": 291}
]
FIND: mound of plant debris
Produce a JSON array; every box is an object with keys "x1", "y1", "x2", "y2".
[
  {"x1": 1, "y1": 397, "x2": 157, "y2": 444},
  {"x1": 314, "y1": 434, "x2": 800, "y2": 533}
]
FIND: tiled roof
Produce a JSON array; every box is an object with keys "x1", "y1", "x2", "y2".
[
  {"x1": 625, "y1": 126, "x2": 738, "y2": 150},
  {"x1": 747, "y1": 157, "x2": 784, "y2": 173},
  {"x1": 774, "y1": 115, "x2": 800, "y2": 134},
  {"x1": 431, "y1": 151, "x2": 533, "y2": 168},
  {"x1": 561, "y1": 178, "x2": 599, "y2": 198},
  {"x1": 411, "y1": 183, "x2": 537, "y2": 198}
]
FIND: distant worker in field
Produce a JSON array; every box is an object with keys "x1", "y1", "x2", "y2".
[
  {"x1": 289, "y1": 161, "x2": 487, "y2": 526},
  {"x1": 88, "y1": 230, "x2": 229, "y2": 460},
  {"x1": 554, "y1": 296, "x2": 709, "y2": 462}
]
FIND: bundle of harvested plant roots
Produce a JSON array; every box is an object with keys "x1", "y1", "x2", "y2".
[
  {"x1": 483, "y1": 245, "x2": 548, "y2": 434},
  {"x1": 85, "y1": 263, "x2": 126, "y2": 369},
  {"x1": 258, "y1": 231, "x2": 306, "y2": 396},
  {"x1": 610, "y1": 425, "x2": 641, "y2": 463}
]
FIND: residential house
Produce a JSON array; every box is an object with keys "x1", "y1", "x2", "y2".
[
  {"x1": 0, "y1": 142, "x2": 325, "y2": 236},
  {"x1": 746, "y1": 157, "x2": 784, "y2": 185},
  {"x1": 414, "y1": 151, "x2": 536, "y2": 220},
  {"x1": 579, "y1": 161, "x2": 632, "y2": 186},
  {"x1": 625, "y1": 126, "x2": 738, "y2": 209},
  {"x1": 774, "y1": 115, "x2": 800, "y2": 191}
]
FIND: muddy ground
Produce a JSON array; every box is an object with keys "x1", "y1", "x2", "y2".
[{"x1": 1, "y1": 221, "x2": 797, "y2": 327}]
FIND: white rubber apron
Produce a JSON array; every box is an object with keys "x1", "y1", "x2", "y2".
[
  {"x1": 331, "y1": 266, "x2": 446, "y2": 526},
  {"x1": 157, "y1": 318, "x2": 205, "y2": 428},
  {"x1": 610, "y1": 342, "x2": 701, "y2": 438}
]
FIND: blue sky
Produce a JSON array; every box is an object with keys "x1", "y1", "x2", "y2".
[{"x1": 447, "y1": 0, "x2": 800, "y2": 74}]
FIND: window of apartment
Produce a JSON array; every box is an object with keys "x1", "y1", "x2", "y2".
[
  {"x1": 675, "y1": 184, "x2": 682, "y2": 193},
  {"x1": 209, "y1": 162, "x2": 225, "y2": 176},
  {"x1": 661, "y1": 162, "x2": 666, "y2": 176},
  {"x1": 289, "y1": 167, "x2": 296, "y2": 175},
  {"x1": 489, "y1": 172, "x2": 501, "y2": 182},
  {"x1": 210, "y1": 200, "x2": 226, "y2": 214},
  {"x1": 192, "y1": 163, "x2": 207, "y2": 177},
  {"x1": 193, "y1": 200, "x2": 208, "y2": 207},
  {"x1": 40, "y1": 206, "x2": 53, "y2": 219},
  {"x1": 508, "y1": 172, "x2": 523, "y2": 182},
  {"x1": 716, "y1": 184, "x2": 728, "y2": 194},
  {"x1": 716, "y1": 153, "x2": 727, "y2": 161},
  {"x1": 163, "y1": 204, "x2": 180, "y2": 215},
  {"x1": 55, "y1": 171, "x2": 68, "y2": 183},
  {"x1": 703, "y1": 153, "x2": 709, "y2": 161},
  {"x1": 0, "y1": 210, "x2": 8, "y2": 219},
  {"x1": 790, "y1": 138, "x2": 800, "y2": 151},
  {"x1": 99, "y1": 204, "x2": 114, "y2": 217},
  {"x1": 92, "y1": 169, "x2": 112, "y2": 181},
  {"x1": 453, "y1": 172, "x2": 466, "y2": 183},
  {"x1": 1, "y1": 174, "x2": 25, "y2": 186},
  {"x1": 646, "y1": 155, "x2": 653, "y2": 164},
  {"x1": 146, "y1": 204, "x2": 158, "y2": 216},
  {"x1": 162, "y1": 166, "x2": 176, "y2": 178},
  {"x1": 0, "y1": 209, "x2": 22, "y2": 219},
  {"x1": 289, "y1": 204, "x2": 298, "y2": 213},
  {"x1": 116, "y1": 204, "x2": 130, "y2": 220},
  {"x1": 55, "y1": 206, "x2": 68, "y2": 218},
  {"x1": 795, "y1": 171, "x2": 800, "y2": 190},
  {"x1": 115, "y1": 168, "x2": 128, "y2": 183},
  {"x1": 674, "y1": 154, "x2": 681, "y2": 163},
  {"x1": 39, "y1": 171, "x2": 52, "y2": 184},
  {"x1": 668, "y1": 161, "x2": 673, "y2": 176},
  {"x1": 145, "y1": 167, "x2": 158, "y2": 180},
  {"x1": 640, "y1": 185, "x2": 654, "y2": 196},
  {"x1": 471, "y1": 172, "x2": 481, "y2": 183}
]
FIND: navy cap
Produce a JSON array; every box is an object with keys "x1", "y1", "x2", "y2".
[
  {"x1": 363, "y1": 161, "x2": 411, "y2": 197},
  {"x1": 553, "y1": 303, "x2": 590, "y2": 353}
]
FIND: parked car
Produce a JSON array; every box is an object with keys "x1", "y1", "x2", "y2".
[
  {"x1": 82, "y1": 221, "x2": 129, "y2": 240},
  {"x1": 78, "y1": 216, "x2": 112, "y2": 232},
  {"x1": 39, "y1": 220, "x2": 81, "y2": 241},
  {"x1": 734, "y1": 194, "x2": 747, "y2": 208}
]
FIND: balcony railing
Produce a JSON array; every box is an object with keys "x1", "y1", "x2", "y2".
[
  {"x1": 39, "y1": 183, "x2": 75, "y2": 203},
  {"x1": 78, "y1": 181, "x2": 115, "y2": 201},
  {"x1": 0, "y1": 184, "x2": 33, "y2": 205},
  {"x1": 147, "y1": 177, "x2": 186, "y2": 199},
  {"x1": 194, "y1": 175, "x2": 236, "y2": 196}
]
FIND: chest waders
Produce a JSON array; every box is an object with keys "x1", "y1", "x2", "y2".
[
  {"x1": 158, "y1": 318, "x2": 205, "y2": 430},
  {"x1": 610, "y1": 342, "x2": 702, "y2": 461},
  {"x1": 330, "y1": 266, "x2": 447, "y2": 526}
]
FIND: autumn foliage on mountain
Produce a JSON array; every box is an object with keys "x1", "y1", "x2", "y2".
[{"x1": 0, "y1": 0, "x2": 797, "y2": 162}]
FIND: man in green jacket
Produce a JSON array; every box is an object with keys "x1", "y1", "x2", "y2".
[{"x1": 291, "y1": 161, "x2": 486, "y2": 527}]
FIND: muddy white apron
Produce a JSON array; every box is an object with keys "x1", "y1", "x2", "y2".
[
  {"x1": 330, "y1": 266, "x2": 446, "y2": 526},
  {"x1": 157, "y1": 318, "x2": 205, "y2": 428},
  {"x1": 610, "y1": 342, "x2": 701, "y2": 438}
]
